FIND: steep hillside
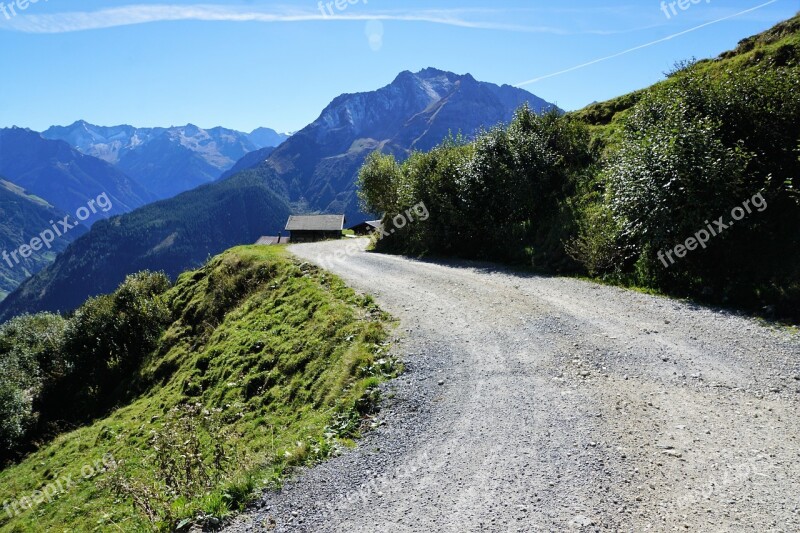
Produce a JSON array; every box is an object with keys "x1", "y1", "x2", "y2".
[
  {"x1": 571, "y1": 14, "x2": 800, "y2": 145},
  {"x1": 0, "y1": 245, "x2": 395, "y2": 531},
  {"x1": 0, "y1": 170, "x2": 291, "y2": 319},
  {"x1": 0, "y1": 128, "x2": 154, "y2": 219},
  {"x1": 0, "y1": 180, "x2": 87, "y2": 301}
]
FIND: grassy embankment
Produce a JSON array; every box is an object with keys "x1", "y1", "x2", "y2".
[{"x1": 0, "y1": 245, "x2": 396, "y2": 531}]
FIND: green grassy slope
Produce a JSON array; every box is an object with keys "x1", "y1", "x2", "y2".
[
  {"x1": 0, "y1": 245, "x2": 396, "y2": 532},
  {"x1": 571, "y1": 13, "x2": 800, "y2": 146}
]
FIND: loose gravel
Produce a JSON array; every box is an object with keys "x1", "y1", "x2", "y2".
[{"x1": 224, "y1": 239, "x2": 800, "y2": 532}]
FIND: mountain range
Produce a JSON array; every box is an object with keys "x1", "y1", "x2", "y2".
[
  {"x1": 43, "y1": 122, "x2": 290, "y2": 199},
  {"x1": 0, "y1": 68, "x2": 557, "y2": 319},
  {"x1": 0, "y1": 127, "x2": 155, "y2": 219},
  {"x1": 0, "y1": 123, "x2": 289, "y2": 301}
]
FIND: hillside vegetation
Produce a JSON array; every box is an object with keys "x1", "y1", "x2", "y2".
[
  {"x1": 0, "y1": 180, "x2": 87, "y2": 302},
  {"x1": 359, "y1": 13, "x2": 800, "y2": 320},
  {"x1": 0, "y1": 246, "x2": 395, "y2": 531}
]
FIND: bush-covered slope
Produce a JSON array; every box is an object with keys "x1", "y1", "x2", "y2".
[
  {"x1": 0, "y1": 245, "x2": 395, "y2": 531},
  {"x1": 359, "y1": 13, "x2": 800, "y2": 319}
]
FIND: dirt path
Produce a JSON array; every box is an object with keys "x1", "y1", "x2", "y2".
[{"x1": 225, "y1": 239, "x2": 800, "y2": 532}]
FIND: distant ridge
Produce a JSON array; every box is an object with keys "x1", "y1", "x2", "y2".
[
  {"x1": 43, "y1": 122, "x2": 290, "y2": 199},
  {"x1": 0, "y1": 127, "x2": 153, "y2": 219}
]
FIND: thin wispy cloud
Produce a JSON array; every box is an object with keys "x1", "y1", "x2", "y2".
[{"x1": 0, "y1": 3, "x2": 654, "y2": 35}]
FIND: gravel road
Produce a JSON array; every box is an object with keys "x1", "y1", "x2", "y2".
[{"x1": 225, "y1": 239, "x2": 800, "y2": 532}]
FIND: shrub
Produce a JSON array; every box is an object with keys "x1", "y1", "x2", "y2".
[
  {"x1": 357, "y1": 152, "x2": 402, "y2": 216},
  {"x1": 605, "y1": 65, "x2": 800, "y2": 310},
  {"x1": 565, "y1": 204, "x2": 625, "y2": 276},
  {"x1": 360, "y1": 107, "x2": 596, "y2": 266},
  {"x1": 0, "y1": 272, "x2": 173, "y2": 454},
  {"x1": 44, "y1": 272, "x2": 172, "y2": 422},
  {"x1": 0, "y1": 314, "x2": 66, "y2": 456}
]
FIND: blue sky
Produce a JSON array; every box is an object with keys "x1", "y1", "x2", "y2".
[{"x1": 0, "y1": 0, "x2": 797, "y2": 133}]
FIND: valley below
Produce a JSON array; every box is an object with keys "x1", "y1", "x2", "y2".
[{"x1": 227, "y1": 239, "x2": 800, "y2": 532}]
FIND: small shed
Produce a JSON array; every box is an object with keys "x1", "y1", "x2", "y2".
[
  {"x1": 348, "y1": 220, "x2": 383, "y2": 236},
  {"x1": 285, "y1": 215, "x2": 345, "y2": 243}
]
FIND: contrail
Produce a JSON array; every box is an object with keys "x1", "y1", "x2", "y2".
[{"x1": 515, "y1": 0, "x2": 780, "y2": 87}]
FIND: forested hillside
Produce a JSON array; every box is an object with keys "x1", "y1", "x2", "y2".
[
  {"x1": 0, "y1": 180, "x2": 87, "y2": 302},
  {"x1": 0, "y1": 170, "x2": 291, "y2": 320}
]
